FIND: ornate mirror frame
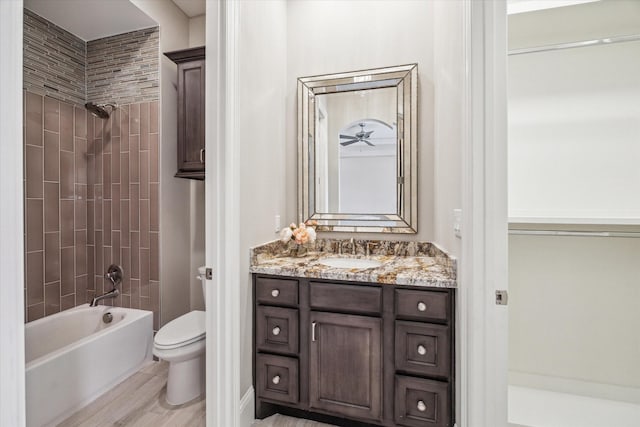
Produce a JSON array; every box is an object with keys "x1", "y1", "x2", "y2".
[{"x1": 297, "y1": 64, "x2": 418, "y2": 233}]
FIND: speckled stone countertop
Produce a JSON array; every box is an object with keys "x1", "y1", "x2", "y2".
[{"x1": 249, "y1": 239, "x2": 457, "y2": 288}]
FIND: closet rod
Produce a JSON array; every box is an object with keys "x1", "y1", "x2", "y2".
[
  {"x1": 508, "y1": 33, "x2": 640, "y2": 56},
  {"x1": 509, "y1": 230, "x2": 640, "y2": 238}
]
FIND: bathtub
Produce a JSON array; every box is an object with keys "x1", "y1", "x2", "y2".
[{"x1": 25, "y1": 304, "x2": 153, "y2": 427}]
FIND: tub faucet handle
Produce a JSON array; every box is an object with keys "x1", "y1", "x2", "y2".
[{"x1": 104, "y1": 264, "x2": 123, "y2": 286}]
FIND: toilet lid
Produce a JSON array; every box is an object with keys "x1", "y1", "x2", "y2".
[{"x1": 154, "y1": 310, "x2": 205, "y2": 349}]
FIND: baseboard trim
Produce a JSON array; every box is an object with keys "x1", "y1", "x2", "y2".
[
  {"x1": 509, "y1": 371, "x2": 640, "y2": 404},
  {"x1": 239, "y1": 386, "x2": 255, "y2": 427}
]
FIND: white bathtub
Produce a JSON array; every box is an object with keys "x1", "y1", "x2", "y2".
[{"x1": 25, "y1": 304, "x2": 153, "y2": 427}]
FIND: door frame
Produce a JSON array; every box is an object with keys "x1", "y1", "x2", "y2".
[
  {"x1": 459, "y1": 0, "x2": 509, "y2": 426},
  {"x1": 205, "y1": 1, "x2": 242, "y2": 426},
  {"x1": 0, "y1": 0, "x2": 26, "y2": 426},
  {"x1": 0, "y1": 0, "x2": 509, "y2": 425},
  {"x1": 207, "y1": 1, "x2": 511, "y2": 426}
]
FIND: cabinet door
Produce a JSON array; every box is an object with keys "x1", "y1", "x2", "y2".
[
  {"x1": 176, "y1": 58, "x2": 205, "y2": 178},
  {"x1": 309, "y1": 311, "x2": 382, "y2": 422}
]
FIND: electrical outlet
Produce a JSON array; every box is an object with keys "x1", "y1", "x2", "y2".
[
  {"x1": 453, "y1": 209, "x2": 462, "y2": 238},
  {"x1": 275, "y1": 215, "x2": 281, "y2": 233}
]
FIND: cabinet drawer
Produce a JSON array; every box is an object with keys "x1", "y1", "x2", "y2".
[
  {"x1": 395, "y1": 289, "x2": 449, "y2": 323},
  {"x1": 256, "y1": 306, "x2": 299, "y2": 355},
  {"x1": 256, "y1": 354, "x2": 299, "y2": 404},
  {"x1": 395, "y1": 321, "x2": 450, "y2": 378},
  {"x1": 395, "y1": 375, "x2": 450, "y2": 427},
  {"x1": 256, "y1": 277, "x2": 298, "y2": 307},
  {"x1": 310, "y1": 282, "x2": 382, "y2": 315}
]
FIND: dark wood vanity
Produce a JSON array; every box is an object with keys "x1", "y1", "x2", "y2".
[{"x1": 253, "y1": 274, "x2": 455, "y2": 427}]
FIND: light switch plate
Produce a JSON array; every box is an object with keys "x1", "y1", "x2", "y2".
[
  {"x1": 453, "y1": 209, "x2": 462, "y2": 238},
  {"x1": 275, "y1": 215, "x2": 281, "y2": 233}
]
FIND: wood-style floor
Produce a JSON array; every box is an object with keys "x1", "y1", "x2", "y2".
[
  {"x1": 58, "y1": 361, "x2": 205, "y2": 427},
  {"x1": 57, "y1": 360, "x2": 333, "y2": 427},
  {"x1": 253, "y1": 414, "x2": 336, "y2": 427}
]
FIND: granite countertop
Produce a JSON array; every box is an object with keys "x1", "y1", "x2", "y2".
[{"x1": 249, "y1": 239, "x2": 457, "y2": 288}]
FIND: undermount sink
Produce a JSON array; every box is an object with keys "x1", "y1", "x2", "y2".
[{"x1": 318, "y1": 257, "x2": 383, "y2": 270}]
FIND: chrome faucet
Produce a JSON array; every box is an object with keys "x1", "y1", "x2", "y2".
[
  {"x1": 90, "y1": 264, "x2": 123, "y2": 307},
  {"x1": 90, "y1": 287, "x2": 120, "y2": 307},
  {"x1": 338, "y1": 238, "x2": 356, "y2": 256}
]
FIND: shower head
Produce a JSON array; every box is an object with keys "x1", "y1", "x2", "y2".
[{"x1": 85, "y1": 102, "x2": 116, "y2": 119}]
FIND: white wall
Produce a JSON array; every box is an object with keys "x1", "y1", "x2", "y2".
[
  {"x1": 433, "y1": 0, "x2": 464, "y2": 257},
  {"x1": 131, "y1": 0, "x2": 192, "y2": 326},
  {"x1": 508, "y1": 1, "x2": 640, "y2": 222},
  {"x1": 508, "y1": 41, "x2": 640, "y2": 221},
  {"x1": 340, "y1": 154, "x2": 396, "y2": 214},
  {"x1": 509, "y1": 0, "x2": 640, "y2": 50},
  {"x1": 237, "y1": 0, "x2": 288, "y2": 397},
  {"x1": 189, "y1": 181, "x2": 205, "y2": 311},
  {"x1": 188, "y1": 13, "x2": 206, "y2": 311},
  {"x1": 509, "y1": 233, "x2": 640, "y2": 396},
  {"x1": 286, "y1": 0, "x2": 437, "y2": 243},
  {"x1": 508, "y1": 0, "x2": 640, "y2": 402},
  {"x1": 189, "y1": 14, "x2": 205, "y2": 47}
]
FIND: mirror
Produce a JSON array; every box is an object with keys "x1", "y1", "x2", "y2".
[{"x1": 298, "y1": 64, "x2": 418, "y2": 233}]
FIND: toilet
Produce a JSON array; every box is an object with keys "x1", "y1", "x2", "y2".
[{"x1": 153, "y1": 266, "x2": 207, "y2": 405}]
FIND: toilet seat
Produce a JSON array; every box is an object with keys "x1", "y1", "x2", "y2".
[{"x1": 154, "y1": 310, "x2": 205, "y2": 350}]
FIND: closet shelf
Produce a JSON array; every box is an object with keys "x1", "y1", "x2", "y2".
[{"x1": 508, "y1": 217, "x2": 640, "y2": 226}]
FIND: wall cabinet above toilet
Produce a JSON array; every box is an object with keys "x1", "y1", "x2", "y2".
[{"x1": 165, "y1": 46, "x2": 206, "y2": 180}]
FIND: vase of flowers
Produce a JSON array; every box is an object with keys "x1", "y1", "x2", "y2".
[{"x1": 280, "y1": 220, "x2": 317, "y2": 257}]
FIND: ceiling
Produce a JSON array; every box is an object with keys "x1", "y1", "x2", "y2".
[
  {"x1": 24, "y1": 0, "x2": 157, "y2": 41},
  {"x1": 171, "y1": 0, "x2": 206, "y2": 18}
]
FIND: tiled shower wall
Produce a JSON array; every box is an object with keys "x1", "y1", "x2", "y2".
[
  {"x1": 87, "y1": 28, "x2": 159, "y2": 106},
  {"x1": 87, "y1": 102, "x2": 160, "y2": 330},
  {"x1": 23, "y1": 9, "x2": 161, "y2": 328},
  {"x1": 24, "y1": 95, "x2": 160, "y2": 328},
  {"x1": 24, "y1": 92, "x2": 89, "y2": 320},
  {"x1": 23, "y1": 9, "x2": 159, "y2": 107},
  {"x1": 23, "y1": 9, "x2": 86, "y2": 106}
]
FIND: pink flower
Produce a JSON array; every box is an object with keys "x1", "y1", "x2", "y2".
[
  {"x1": 282, "y1": 219, "x2": 317, "y2": 246},
  {"x1": 293, "y1": 227, "x2": 309, "y2": 244}
]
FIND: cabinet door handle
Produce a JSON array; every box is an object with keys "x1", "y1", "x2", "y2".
[
  {"x1": 417, "y1": 301, "x2": 427, "y2": 312},
  {"x1": 271, "y1": 289, "x2": 280, "y2": 298},
  {"x1": 311, "y1": 321, "x2": 317, "y2": 342},
  {"x1": 417, "y1": 344, "x2": 427, "y2": 355},
  {"x1": 199, "y1": 148, "x2": 205, "y2": 163},
  {"x1": 272, "y1": 375, "x2": 280, "y2": 385},
  {"x1": 417, "y1": 400, "x2": 427, "y2": 412},
  {"x1": 272, "y1": 326, "x2": 281, "y2": 336}
]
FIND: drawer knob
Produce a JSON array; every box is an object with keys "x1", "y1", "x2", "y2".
[
  {"x1": 272, "y1": 326, "x2": 281, "y2": 336},
  {"x1": 417, "y1": 301, "x2": 427, "y2": 312},
  {"x1": 271, "y1": 289, "x2": 280, "y2": 297},
  {"x1": 272, "y1": 375, "x2": 281, "y2": 385},
  {"x1": 417, "y1": 400, "x2": 427, "y2": 412},
  {"x1": 417, "y1": 344, "x2": 427, "y2": 355}
]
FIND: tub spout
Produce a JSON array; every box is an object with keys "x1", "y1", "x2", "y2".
[{"x1": 90, "y1": 288, "x2": 120, "y2": 307}]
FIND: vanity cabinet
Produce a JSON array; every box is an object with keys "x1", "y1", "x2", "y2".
[
  {"x1": 253, "y1": 274, "x2": 455, "y2": 427},
  {"x1": 309, "y1": 311, "x2": 382, "y2": 421},
  {"x1": 164, "y1": 46, "x2": 205, "y2": 180}
]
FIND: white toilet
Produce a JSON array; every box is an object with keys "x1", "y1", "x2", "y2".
[{"x1": 153, "y1": 266, "x2": 207, "y2": 405}]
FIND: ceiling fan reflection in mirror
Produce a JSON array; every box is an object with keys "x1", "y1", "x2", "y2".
[
  {"x1": 340, "y1": 123, "x2": 374, "y2": 146},
  {"x1": 339, "y1": 119, "x2": 395, "y2": 147}
]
